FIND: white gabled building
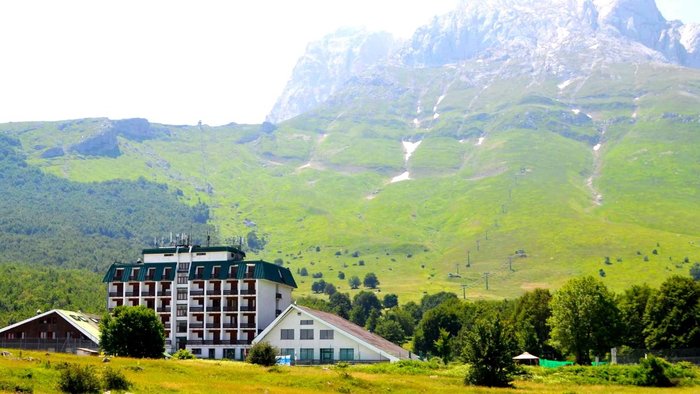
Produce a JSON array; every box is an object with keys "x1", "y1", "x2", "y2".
[{"x1": 254, "y1": 304, "x2": 416, "y2": 364}]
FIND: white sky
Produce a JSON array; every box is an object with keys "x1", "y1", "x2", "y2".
[{"x1": 0, "y1": 0, "x2": 697, "y2": 126}]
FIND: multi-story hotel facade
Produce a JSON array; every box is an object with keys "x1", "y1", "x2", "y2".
[{"x1": 103, "y1": 244, "x2": 297, "y2": 360}]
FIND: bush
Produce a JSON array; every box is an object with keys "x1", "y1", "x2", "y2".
[
  {"x1": 58, "y1": 364, "x2": 101, "y2": 394},
  {"x1": 102, "y1": 367, "x2": 131, "y2": 391},
  {"x1": 172, "y1": 349, "x2": 196, "y2": 360},
  {"x1": 247, "y1": 342, "x2": 278, "y2": 366},
  {"x1": 635, "y1": 356, "x2": 673, "y2": 387}
]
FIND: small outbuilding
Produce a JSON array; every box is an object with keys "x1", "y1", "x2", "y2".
[
  {"x1": 513, "y1": 351, "x2": 540, "y2": 366},
  {"x1": 0, "y1": 309, "x2": 100, "y2": 354}
]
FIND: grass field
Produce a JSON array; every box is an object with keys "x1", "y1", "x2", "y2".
[{"x1": 1, "y1": 349, "x2": 697, "y2": 393}]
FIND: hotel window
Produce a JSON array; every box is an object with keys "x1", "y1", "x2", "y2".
[
  {"x1": 340, "y1": 348, "x2": 354, "y2": 361},
  {"x1": 177, "y1": 289, "x2": 188, "y2": 300},
  {"x1": 300, "y1": 319, "x2": 314, "y2": 325},
  {"x1": 177, "y1": 305, "x2": 187, "y2": 317},
  {"x1": 280, "y1": 329, "x2": 294, "y2": 340},
  {"x1": 299, "y1": 348, "x2": 313, "y2": 361},
  {"x1": 177, "y1": 274, "x2": 188, "y2": 284},
  {"x1": 320, "y1": 330, "x2": 334, "y2": 340},
  {"x1": 300, "y1": 329, "x2": 314, "y2": 340},
  {"x1": 178, "y1": 262, "x2": 189, "y2": 271},
  {"x1": 177, "y1": 321, "x2": 187, "y2": 333}
]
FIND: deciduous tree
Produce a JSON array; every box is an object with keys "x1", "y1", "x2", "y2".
[{"x1": 99, "y1": 305, "x2": 165, "y2": 358}]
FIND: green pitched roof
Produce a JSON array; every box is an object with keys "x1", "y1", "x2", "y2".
[{"x1": 103, "y1": 260, "x2": 296, "y2": 288}]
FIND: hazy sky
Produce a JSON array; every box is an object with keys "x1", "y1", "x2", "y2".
[{"x1": 0, "y1": 0, "x2": 697, "y2": 126}]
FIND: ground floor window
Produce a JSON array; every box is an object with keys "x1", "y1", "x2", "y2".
[
  {"x1": 191, "y1": 348, "x2": 201, "y2": 355},
  {"x1": 320, "y1": 348, "x2": 333, "y2": 363},
  {"x1": 299, "y1": 348, "x2": 314, "y2": 361},
  {"x1": 224, "y1": 349, "x2": 236, "y2": 359},
  {"x1": 339, "y1": 348, "x2": 354, "y2": 361},
  {"x1": 280, "y1": 348, "x2": 295, "y2": 359}
]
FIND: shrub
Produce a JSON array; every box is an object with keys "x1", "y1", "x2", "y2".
[
  {"x1": 102, "y1": 367, "x2": 131, "y2": 391},
  {"x1": 247, "y1": 342, "x2": 278, "y2": 366},
  {"x1": 172, "y1": 349, "x2": 196, "y2": 359},
  {"x1": 58, "y1": 364, "x2": 101, "y2": 394},
  {"x1": 635, "y1": 356, "x2": 673, "y2": 387}
]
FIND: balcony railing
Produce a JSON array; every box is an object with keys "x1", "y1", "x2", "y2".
[
  {"x1": 240, "y1": 323, "x2": 256, "y2": 329},
  {"x1": 223, "y1": 290, "x2": 237, "y2": 295},
  {"x1": 223, "y1": 306, "x2": 238, "y2": 312},
  {"x1": 223, "y1": 323, "x2": 237, "y2": 329},
  {"x1": 157, "y1": 291, "x2": 172, "y2": 296},
  {"x1": 141, "y1": 291, "x2": 155, "y2": 297},
  {"x1": 189, "y1": 322, "x2": 204, "y2": 329},
  {"x1": 157, "y1": 307, "x2": 171, "y2": 313},
  {"x1": 240, "y1": 289, "x2": 256, "y2": 295},
  {"x1": 206, "y1": 290, "x2": 221, "y2": 296},
  {"x1": 190, "y1": 290, "x2": 205, "y2": 296},
  {"x1": 108, "y1": 291, "x2": 122, "y2": 297},
  {"x1": 240, "y1": 305, "x2": 255, "y2": 312},
  {"x1": 206, "y1": 306, "x2": 221, "y2": 312},
  {"x1": 206, "y1": 323, "x2": 220, "y2": 329},
  {"x1": 125, "y1": 292, "x2": 138, "y2": 297},
  {"x1": 190, "y1": 306, "x2": 204, "y2": 313}
]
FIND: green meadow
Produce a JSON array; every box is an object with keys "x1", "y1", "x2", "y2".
[{"x1": 1, "y1": 349, "x2": 698, "y2": 393}]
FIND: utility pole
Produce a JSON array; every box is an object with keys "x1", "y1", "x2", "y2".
[
  {"x1": 467, "y1": 250, "x2": 471, "y2": 267},
  {"x1": 455, "y1": 263, "x2": 460, "y2": 275},
  {"x1": 476, "y1": 239, "x2": 480, "y2": 251},
  {"x1": 460, "y1": 284, "x2": 468, "y2": 299},
  {"x1": 483, "y1": 272, "x2": 490, "y2": 290},
  {"x1": 508, "y1": 256, "x2": 513, "y2": 272}
]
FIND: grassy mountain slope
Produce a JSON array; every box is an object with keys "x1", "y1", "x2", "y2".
[{"x1": 1, "y1": 62, "x2": 699, "y2": 302}]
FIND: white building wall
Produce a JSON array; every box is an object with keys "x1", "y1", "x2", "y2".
[
  {"x1": 257, "y1": 281, "x2": 277, "y2": 329},
  {"x1": 260, "y1": 311, "x2": 391, "y2": 362}
]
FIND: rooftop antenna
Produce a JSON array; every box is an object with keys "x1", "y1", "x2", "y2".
[{"x1": 206, "y1": 232, "x2": 211, "y2": 247}]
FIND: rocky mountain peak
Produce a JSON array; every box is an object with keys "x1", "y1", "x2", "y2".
[
  {"x1": 268, "y1": 0, "x2": 700, "y2": 123},
  {"x1": 266, "y1": 28, "x2": 397, "y2": 123}
]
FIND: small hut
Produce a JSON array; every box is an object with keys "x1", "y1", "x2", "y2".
[{"x1": 513, "y1": 352, "x2": 539, "y2": 366}]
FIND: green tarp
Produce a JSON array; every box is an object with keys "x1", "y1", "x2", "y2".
[{"x1": 540, "y1": 359, "x2": 574, "y2": 368}]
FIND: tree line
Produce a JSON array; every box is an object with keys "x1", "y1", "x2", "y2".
[{"x1": 297, "y1": 275, "x2": 700, "y2": 365}]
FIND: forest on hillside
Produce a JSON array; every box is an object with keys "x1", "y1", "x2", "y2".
[{"x1": 0, "y1": 135, "x2": 213, "y2": 271}]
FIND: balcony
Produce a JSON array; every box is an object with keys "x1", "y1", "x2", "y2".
[
  {"x1": 240, "y1": 323, "x2": 256, "y2": 329},
  {"x1": 108, "y1": 291, "x2": 122, "y2": 297},
  {"x1": 206, "y1": 290, "x2": 221, "y2": 296},
  {"x1": 141, "y1": 291, "x2": 155, "y2": 297},
  {"x1": 206, "y1": 323, "x2": 220, "y2": 329},
  {"x1": 240, "y1": 289, "x2": 256, "y2": 295},
  {"x1": 223, "y1": 290, "x2": 237, "y2": 295},
  {"x1": 190, "y1": 290, "x2": 205, "y2": 296},
  {"x1": 206, "y1": 306, "x2": 221, "y2": 312},
  {"x1": 157, "y1": 291, "x2": 172, "y2": 297},
  {"x1": 125, "y1": 292, "x2": 139, "y2": 297},
  {"x1": 189, "y1": 322, "x2": 204, "y2": 329},
  {"x1": 157, "y1": 307, "x2": 171, "y2": 313},
  {"x1": 223, "y1": 306, "x2": 238, "y2": 312},
  {"x1": 239, "y1": 305, "x2": 255, "y2": 312},
  {"x1": 190, "y1": 306, "x2": 204, "y2": 313},
  {"x1": 223, "y1": 323, "x2": 237, "y2": 329}
]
